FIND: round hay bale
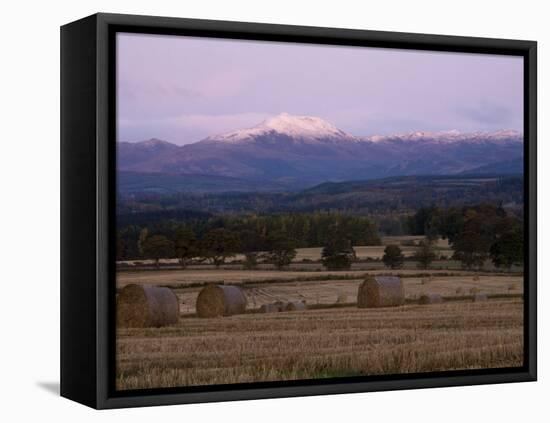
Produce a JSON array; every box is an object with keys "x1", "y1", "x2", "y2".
[
  {"x1": 284, "y1": 301, "x2": 307, "y2": 311},
  {"x1": 418, "y1": 293, "x2": 443, "y2": 304},
  {"x1": 196, "y1": 284, "x2": 247, "y2": 317},
  {"x1": 273, "y1": 301, "x2": 286, "y2": 311},
  {"x1": 117, "y1": 284, "x2": 179, "y2": 328},
  {"x1": 473, "y1": 293, "x2": 488, "y2": 302},
  {"x1": 357, "y1": 276, "x2": 405, "y2": 308},
  {"x1": 259, "y1": 303, "x2": 281, "y2": 313},
  {"x1": 473, "y1": 275, "x2": 480, "y2": 281}
]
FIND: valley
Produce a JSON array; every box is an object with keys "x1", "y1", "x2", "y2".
[{"x1": 115, "y1": 114, "x2": 525, "y2": 390}]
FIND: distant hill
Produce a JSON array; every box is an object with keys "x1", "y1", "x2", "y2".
[
  {"x1": 283, "y1": 174, "x2": 523, "y2": 212},
  {"x1": 117, "y1": 174, "x2": 524, "y2": 218},
  {"x1": 118, "y1": 171, "x2": 288, "y2": 194},
  {"x1": 117, "y1": 138, "x2": 180, "y2": 170},
  {"x1": 116, "y1": 208, "x2": 212, "y2": 227},
  {"x1": 461, "y1": 157, "x2": 523, "y2": 175},
  {"x1": 117, "y1": 113, "x2": 523, "y2": 191}
]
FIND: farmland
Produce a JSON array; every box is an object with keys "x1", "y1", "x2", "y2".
[
  {"x1": 117, "y1": 270, "x2": 522, "y2": 315},
  {"x1": 116, "y1": 298, "x2": 523, "y2": 390},
  {"x1": 116, "y1": 233, "x2": 524, "y2": 389}
]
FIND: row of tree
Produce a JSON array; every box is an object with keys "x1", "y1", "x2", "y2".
[
  {"x1": 381, "y1": 242, "x2": 439, "y2": 269},
  {"x1": 133, "y1": 227, "x2": 288, "y2": 269},
  {"x1": 117, "y1": 213, "x2": 381, "y2": 261},
  {"x1": 399, "y1": 204, "x2": 524, "y2": 269},
  {"x1": 117, "y1": 204, "x2": 524, "y2": 271},
  {"x1": 133, "y1": 224, "x2": 365, "y2": 271}
]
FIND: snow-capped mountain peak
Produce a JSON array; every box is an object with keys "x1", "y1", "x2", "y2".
[
  {"x1": 203, "y1": 113, "x2": 357, "y2": 143},
  {"x1": 364, "y1": 129, "x2": 522, "y2": 144},
  {"x1": 119, "y1": 116, "x2": 523, "y2": 183},
  {"x1": 261, "y1": 113, "x2": 354, "y2": 139}
]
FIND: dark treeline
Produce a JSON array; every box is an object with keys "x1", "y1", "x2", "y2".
[
  {"x1": 117, "y1": 203, "x2": 524, "y2": 271},
  {"x1": 117, "y1": 208, "x2": 212, "y2": 227},
  {"x1": 117, "y1": 212, "x2": 381, "y2": 262},
  {"x1": 406, "y1": 203, "x2": 524, "y2": 269}
]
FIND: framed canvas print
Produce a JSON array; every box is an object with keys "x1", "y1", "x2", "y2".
[{"x1": 60, "y1": 13, "x2": 537, "y2": 409}]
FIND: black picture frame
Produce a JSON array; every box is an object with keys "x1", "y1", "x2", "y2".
[{"x1": 60, "y1": 12, "x2": 537, "y2": 409}]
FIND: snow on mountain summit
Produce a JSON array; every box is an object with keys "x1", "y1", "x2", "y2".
[
  {"x1": 203, "y1": 113, "x2": 358, "y2": 143},
  {"x1": 200, "y1": 113, "x2": 522, "y2": 146},
  {"x1": 261, "y1": 113, "x2": 355, "y2": 139},
  {"x1": 364, "y1": 129, "x2": 522, "y2": 144}
]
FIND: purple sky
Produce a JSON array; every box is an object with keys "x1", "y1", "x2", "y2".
[{"x1": 117, "y1": 33, "x2": 523, "y2": 145}]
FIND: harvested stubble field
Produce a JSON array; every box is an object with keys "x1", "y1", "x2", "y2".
[
  {"x1": 179, "y1": 275, "x2": 522, "y2": 314},
  {"x1": 380, "y1": 235, "x2": 448, "y2": 246},
  {"x1": 116, "y1": 268, "x2": 496, "y2": 288},
  {"x1": 115, "y1": 231, "x2": 523, "y2": 390},
  {"x1": 117, "y1": 270, "x2": 522, "y2": 314},
  {"x1": 116, "y1": 298, "x2": 523, "y2": 390}
]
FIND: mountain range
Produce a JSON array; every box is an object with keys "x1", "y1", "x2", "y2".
[{"x1": 117, "y1": 113, "x2": 523, "y2": 193}]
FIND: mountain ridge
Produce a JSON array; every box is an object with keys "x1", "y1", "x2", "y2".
[{"x1": 117, "y1": 113, "x2": 523, "y2": 189}]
